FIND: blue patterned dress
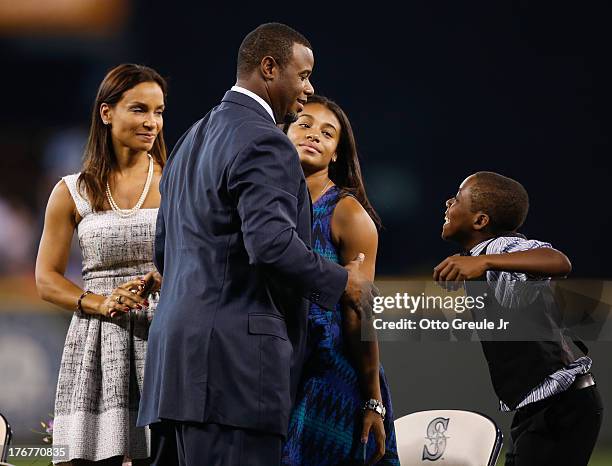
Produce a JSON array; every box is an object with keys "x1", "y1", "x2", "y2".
[{"x1": 282, "y1": 186, "x2": 399, "y2": 466}]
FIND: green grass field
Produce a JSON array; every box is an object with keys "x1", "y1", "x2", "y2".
[
  {"x1": 499, "y1": 448, "x2": 612, "y2": 466},
  {"x1": 6, "y1": 448, "x2": 612, "y2": 465},
  {"x1": 580, "y1": 450, "x2": 612, "y2": 466}
]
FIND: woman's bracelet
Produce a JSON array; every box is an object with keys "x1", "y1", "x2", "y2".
[
  {"x1": 76, "y1": 290, "x2": 93, "y2": 315},
  {"x1": 363, "y1": 398, "x2": 386, "y2": 419}
]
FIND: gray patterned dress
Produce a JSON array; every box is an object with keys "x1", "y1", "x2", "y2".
[{"x1": 52, "y1": 173, "x2": 158, "y2": 463}]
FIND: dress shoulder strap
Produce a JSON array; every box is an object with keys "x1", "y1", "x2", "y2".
[{"x1": 61, "y1": 173, "x2": 92, "y2": 218}]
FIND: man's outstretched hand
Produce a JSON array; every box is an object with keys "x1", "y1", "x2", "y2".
[{"x1": 343, "y1": 253, "x2": 378, "y2": 320}]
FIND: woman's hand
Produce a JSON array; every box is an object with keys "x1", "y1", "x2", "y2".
[
  {"x1": 139, "y1": 270, "x2": 162, "y2": 296},
  {"x1": 98, "y1": 278, "x2": 149, "y2": 318},
  {"x1": 361, "y1": 409, "x2": 386, "y2": 465}
]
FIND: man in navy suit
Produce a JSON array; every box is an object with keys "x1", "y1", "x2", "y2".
[{"x1": 137, "y1": 23, "x2": 376, "y2": 465}]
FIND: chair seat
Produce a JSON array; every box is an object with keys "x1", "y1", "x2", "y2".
[
  {"x1": 394, "y1": 409, "x2": 503, "y2": 466},
  {"x1": 0, "y1": 413, "x2": 13, "y2": 463}
]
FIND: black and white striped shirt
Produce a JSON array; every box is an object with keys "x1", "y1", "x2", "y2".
[{"x1": 470, "y1": 237, "x2": 592, "y2": 411}]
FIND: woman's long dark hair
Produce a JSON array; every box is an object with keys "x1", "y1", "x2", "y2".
[
  {"x1": 286, "y1": 94, "x2": 382, "y2": 229},
  {"x1": 77, "y1": 64, "x2": 168, "y2": 212}
]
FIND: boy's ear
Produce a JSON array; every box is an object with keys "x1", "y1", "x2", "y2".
[{"x1": 473, "y1": 212, "x2": 490, "y2": 231}]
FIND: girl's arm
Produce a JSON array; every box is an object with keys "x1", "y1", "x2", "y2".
[{"x1": 332, "y1": 195, "x2": 385, "y2": 462}]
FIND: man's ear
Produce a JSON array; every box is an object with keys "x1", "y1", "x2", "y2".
[
  {"x1": 260, "y1": 55, "x2": 278, "y2": 80},
  {"x1": 473, "y1": 212, "x2": 490, "y2": 231}
]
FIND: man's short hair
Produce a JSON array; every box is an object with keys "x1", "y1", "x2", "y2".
[
  {"x1": 470, "y1": 171, "x2": 530, "y2": 233},
  {"x1": 237, "y1": 23, "x2": 311, "y2": 78}
]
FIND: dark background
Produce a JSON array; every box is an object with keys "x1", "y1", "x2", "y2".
[
  {"x1": 1, "y1": 1, "x2": 610, "y2": 277},
  {"x1": 0, "y1": 1, "x2": 611, "y2": 458}
]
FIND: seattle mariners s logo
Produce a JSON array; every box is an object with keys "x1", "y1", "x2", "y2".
[{"x1": 422, "y1": 417, "x2": 450, "y2": 461}]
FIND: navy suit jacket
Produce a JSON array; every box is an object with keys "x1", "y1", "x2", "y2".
[{"x1": 137, "y1": 90, "x2": 348, "y2": 436}]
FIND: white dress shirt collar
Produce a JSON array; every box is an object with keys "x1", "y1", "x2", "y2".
[{"x1": 230, "y1": 85, "x2": 275, "y2": 122}]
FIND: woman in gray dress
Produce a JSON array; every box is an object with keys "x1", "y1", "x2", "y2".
[{"x1": 35, "y1": 64, "x2": 167, "y2": 465}]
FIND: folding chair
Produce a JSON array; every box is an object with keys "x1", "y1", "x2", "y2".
[
  {"x1": 0, "y1": 413, "x2": 13, "y2": 463},
  {"x1": 394, "y1": 409, "x2": 503, "y2": 466}
]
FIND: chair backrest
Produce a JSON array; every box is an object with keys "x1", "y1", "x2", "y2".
[
  {"x1": 394, "y1": 409, "x2": 503, "y2": 466},
  {"x1": 0, "y1": 413, "x2": 12, "y2": 462}
]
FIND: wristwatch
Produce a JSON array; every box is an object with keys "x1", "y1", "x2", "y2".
[{"x1": 363, "y1": 398, "x2": 386, "y2": 420}]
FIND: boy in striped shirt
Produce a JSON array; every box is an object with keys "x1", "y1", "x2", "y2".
[{"x1": 435, "y1": 171, "x2": 602, "y2": 466}]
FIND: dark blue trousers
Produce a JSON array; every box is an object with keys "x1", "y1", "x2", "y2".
[{"x1": 150, "y1": 420, "x2": 283, "y2": 466}]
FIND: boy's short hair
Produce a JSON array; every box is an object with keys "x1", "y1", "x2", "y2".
[
  {"x1": 237, "y1": 23, "x2": 311, "y2": 78},
  {"x1": 471, "y1": 171, "x2": 529, "y2": 233}
]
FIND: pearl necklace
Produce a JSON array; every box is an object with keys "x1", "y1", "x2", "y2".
[{"x1": 105, "y1": 154, "x2": 154, "y2": 218}]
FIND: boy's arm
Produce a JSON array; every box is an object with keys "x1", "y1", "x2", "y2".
[
  {"x1": 481, "y1": 248, "x2": 571, "y2": 276},
  {"x1": 434, "y1": 240, "x2": 571, "y2": 283}
]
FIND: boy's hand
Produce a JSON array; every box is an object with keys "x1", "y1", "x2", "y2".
[{"x1": 433, "y1": 255, "x2": 488, "y2": 289}]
